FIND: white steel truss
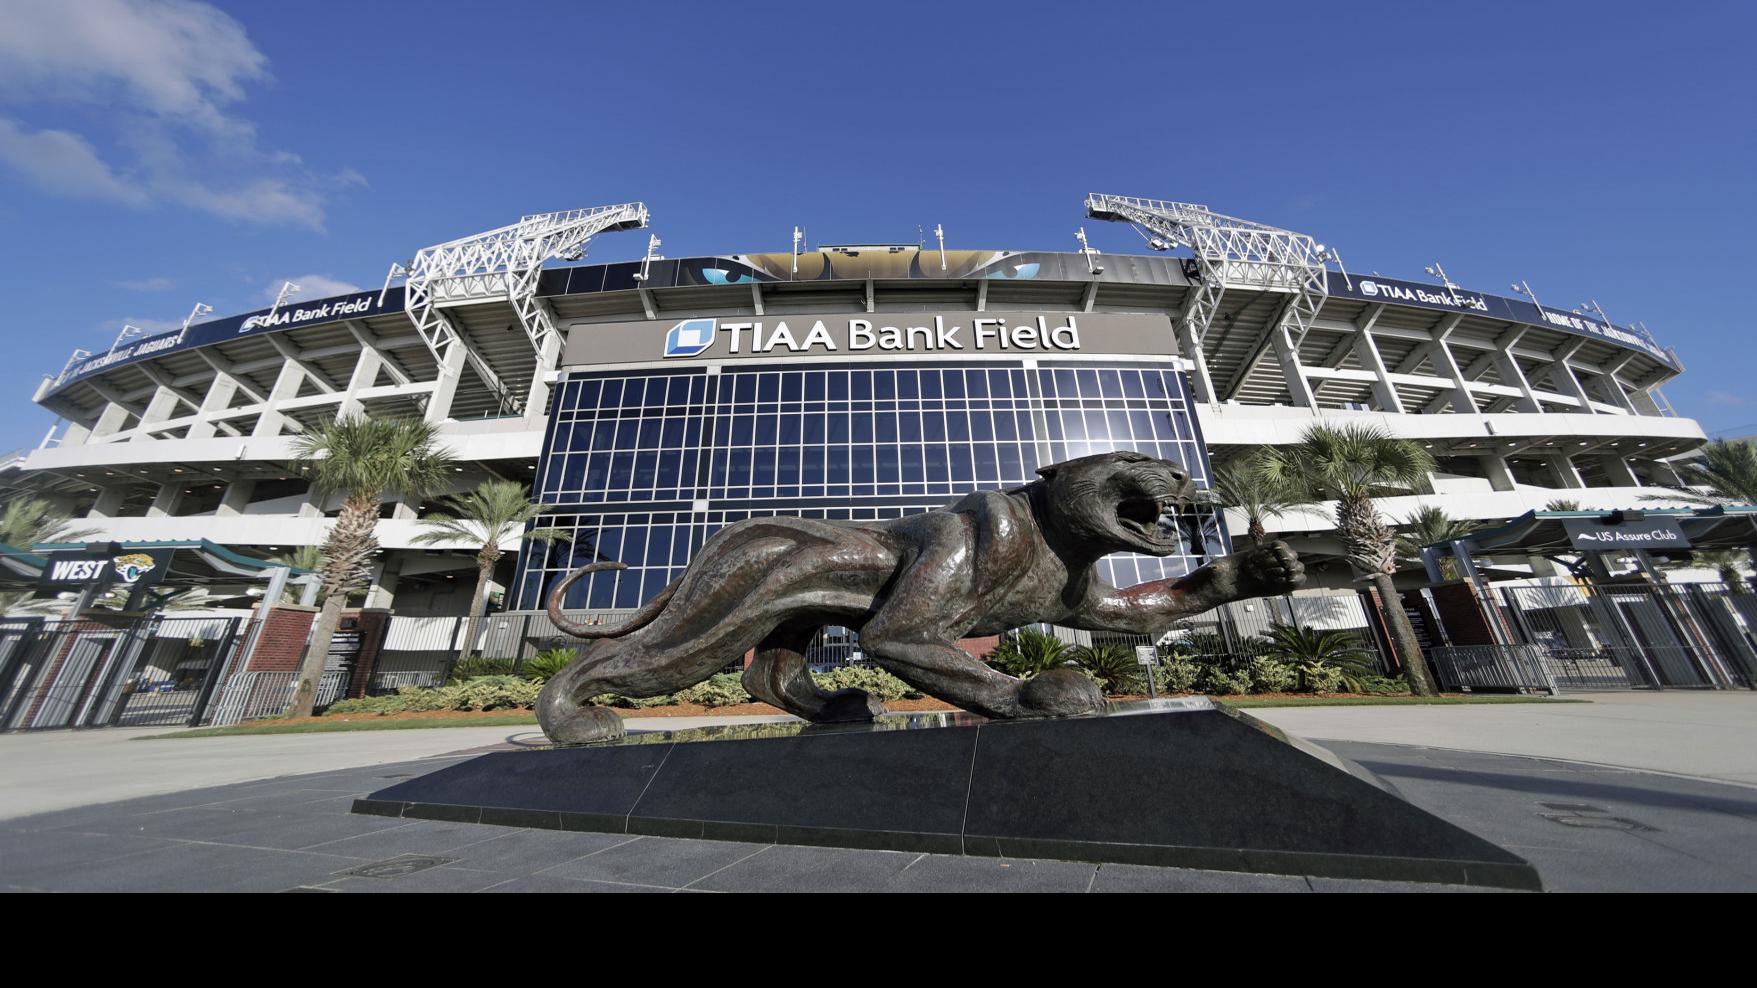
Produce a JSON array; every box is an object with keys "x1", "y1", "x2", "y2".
[
  {"x1": 401, "y1": 203, "x2": 650, "y2": 413},
  {"x1": 1084, "y1": 194, "x2": 1330, "y2": 396}
]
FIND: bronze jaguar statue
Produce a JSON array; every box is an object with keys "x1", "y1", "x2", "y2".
[{"x1": 539, "y1": 450, "x2": 1303, "y2": 743}]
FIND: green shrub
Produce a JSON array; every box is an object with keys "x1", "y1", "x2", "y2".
[
  {"x1": 396, "y1": 682, "x2": 459, "y2": 712},
  {"x1": 1358, "y1": 674, "x2": 1410, "y2": 695},
  {"x1": 1070, "y1": 642, "x2": 1144, "y2": 695},
  {"x1": 1156, "y1": 659, "x2": 1203, "y2": 693},
  {"x1": 522, "y1": 648, "x2": 577, "y2": 683},
  {"x1": 1247, "y1": 657, "x2": 1298, "y2": 693},
  {"x1": 451, "y1": 675, "x2": 542, "y2": 711},
  {"x1": 587, "y1": 692, "x2": 678, "y2": 708},
  {"x1": 323, "y1": 694, "x2": 406, "y2": 716},
  {"x1": 449, "y1": 657, "x2": 516, "y2": 681},
  {"x1": 985, "y1": 627, "x2": 1071, "y2": 678},
  {"x1": 1297, "y1": 662, "x2": 1345, "y2": 694},
  {"x1": 812, "y1": 666, "x2": 921, "y2": 700},
  {"x1": 675, "y1": 672, "x2": 752, "y2": 707},
  {"x1": 1199, "y1": 666, "x2": 1253, "y2": 695}
]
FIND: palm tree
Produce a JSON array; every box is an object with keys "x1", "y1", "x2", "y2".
[
  {"x1": 1645, "y1": 439, "x2": 1757, "y2": 506},
  {"x1": 1069, "y1": 641, "x2": 1140, "y2": 695},
  {"x1": 0, "y1": 496, "x2": 98, "y2": 547},
  {"x1": 1261, "y1": 423, "x2": 1440, "y2": 695},
  {"x1": 1395, "y1": 505, "x2": 1476, "y2": 581},
  {"x1": 267, "y1": 545, "x2": 323, "y2": 604},
  {"x1": 1544, "y1": 499, "x2": 1582, "y2": 512},
  {"x1": 1207, "y1": 454, "x2": 1301, "y2": 546},
  {"x1": 1687, "y1": 548, "x2": 1750, "y2": 592},
  {"x1": 413, "y1": 480, "x2": 571, "y2": 665},
  {"x1": 285, "y1": 416, "x2": 455, "y2": 718},
  {"x1": 0, "y1": 497, "x2": 100, "y2": 613}
]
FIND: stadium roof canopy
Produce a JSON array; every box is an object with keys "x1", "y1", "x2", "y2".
[{"x1": 1425, "y1": 505, "x2": 1757, "y2": 555}]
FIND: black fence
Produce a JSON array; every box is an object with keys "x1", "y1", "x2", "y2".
[
  {"x1": 370, "y1": 612, "x2": 873, "y2": 690},
  {"x1": 1485, "y1": 580, "x2": 1756, "y2": 691},
  {"x1": 0, "y1": 614, "x2": 255, "y2": 731}
]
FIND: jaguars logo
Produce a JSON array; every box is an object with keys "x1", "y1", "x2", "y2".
[{"x1": 112, "y1": 553, "x2": 157, "y2": 583}]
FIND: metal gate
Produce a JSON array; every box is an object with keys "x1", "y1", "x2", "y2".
[
  {"x1": 1487, "y1": 581, "x2": 1756, "y2": 691},
  {"x1": 0, "y1": 615, "x2": 253, "y2": 731}
]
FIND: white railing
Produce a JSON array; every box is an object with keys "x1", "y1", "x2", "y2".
[{"x1": 208, "y1": 670, "x2": 347, "y2": 727}]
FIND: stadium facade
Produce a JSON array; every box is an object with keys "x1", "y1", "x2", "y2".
[{"x1": 3, "y1": 197, "x2": 1708, "y2": 619}]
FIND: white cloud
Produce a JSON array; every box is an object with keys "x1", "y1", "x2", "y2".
[
  {"x1": 0, "y1": 1, "x2": 356, "y2": 230},
  {"x1": 1707, "y1": 391, "x2": 1747, "y2": 408},
  {"x1": 0, "y1": 119, "x2": 147, "y2": 205},
  {"x1": 117, "y1": 276, "x2": 175, "y2": 292},
  {"x1": 0, "y1": 0, "x2": 265, "y2": 132},
  {"x1": 266, "y1": 274, "x2": 364, "y2": 304}
]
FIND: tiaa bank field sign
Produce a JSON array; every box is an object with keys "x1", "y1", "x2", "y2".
[{"x1": 562, "y1": 311, "x2": 1176, "y2": 366}]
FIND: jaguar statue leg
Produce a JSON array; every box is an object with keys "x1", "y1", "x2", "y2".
[
  {"x1": 538, "y1": 523, "x2": 898, "y2": 743},
  {"x1": 858, "y1": 514, "x2": 1105, "y2": 720},
  {"x1": 742, "y1": 623, "x2": 887, "y2": 723}
]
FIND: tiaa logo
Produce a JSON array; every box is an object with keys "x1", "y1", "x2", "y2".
[
  {"x1": 1359, "y1": 280, "x2": 1380, "y2": 297},
  {"x1": 663, "y1": 318, "x2": 716, "y2": 358}
]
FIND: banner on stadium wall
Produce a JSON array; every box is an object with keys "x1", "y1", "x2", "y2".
[
  {"x1": 1325, "y1": 273, "x2": 1678, "y2": 370},
  {"x1": 560, "y1": 311, "x2": 1179, "y2": 367},
  {"x1": 48, "y1": 288, "x2": 406, "y2": 395}
]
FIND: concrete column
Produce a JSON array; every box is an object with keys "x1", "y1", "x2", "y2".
[
  {"x1": 364, "y1": 554, "x2": 402, "y2": 609},
  {"x1": 1549, "y1": 455, "x2": 1586, "y2": 489},
  {"x1": 1177, "y1": 317, "x2": 1216, "y2": 404},
  {"x1": 146, "y1": 484, "x2": 184, "y2": 518},
  {"x1": 58, "y1": 421, "x2": 93, "y2": 447},
  {"x1": 186, "y1": 373, "x2": 241, "y2": 440},
  {"x1": 1483, "y1": 454, "x2": 1516, "y2": 493},
  {"x1": 1601, "y1": 455, "x2": 1641, "y2": 488},
  {"x1": 388, "y1": 500, "x2": 418, "y2": 520},
  {"x1": 87, "y1": 486, "x2": 128, "y2": 519},
  {"x1": 1645, "y1": 458, "x2": 1683, "y2": 486},
  {"x1": 425, "y1": 345, "x2": 468, "y2": 423},
  {"x1": 524, "y1": 334, "x2": 561, "y2": 426},
  {"x1": 1271, "y1": 326, "x2": 1317, "y2": 408},
  {"x1": 1491, "y1": 336, "x2": 1542, "y2": 414},
  {"x1": 89, "y1": 402, "x2": 132, "y2": 441},
  {"x1": 253, "y1": 362, "x2": 306, "y2": 437},
  {"x1": 1354, "y1": 329, "x2": 1405, "y2": 413},
  {"x1": 139, "y1": 386, "x2": 183, "y2": 431},
  {"x1": 337, "y1": 348, "x2": 384, "y2": 420},
  {"x1": 216, "y1": 479, "x2": 256, "y2": 517},
  {"x1": 1552, "y1": 342, "x2": 1597, "y2": 414},
  {"x1": 297, "y1": 491, "x2": 325, "y2": 518}
]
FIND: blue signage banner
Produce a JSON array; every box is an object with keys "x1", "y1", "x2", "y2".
[
  {"x1": 47, "y1": 287, "x2": 405, "y2": 396},
  {"x1": 1326, "y1": 273, "x2": 1678, "y2": 370}
]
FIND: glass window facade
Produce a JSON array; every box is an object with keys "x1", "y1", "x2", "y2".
[{"x1": 514, "y1": 359, "x2": 1228, "y2": 611}]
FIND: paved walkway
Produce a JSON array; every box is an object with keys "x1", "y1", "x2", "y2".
[
  {"x1": 4, "y1": 740, "x2": 1753, "y2": 892},
  {"x1": 0, "y1": 715, "x2": 794, "y2": 820},
  {"x1": 1248, "y1": 692, "x2": 1757, "y2": 787}
]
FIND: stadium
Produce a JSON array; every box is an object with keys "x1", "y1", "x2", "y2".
[{"x1": 0, "y1": 194, "x2": 1726, "y2": 709}]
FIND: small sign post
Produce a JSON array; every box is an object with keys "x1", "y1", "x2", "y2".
[{"x1": 1135, "y1": 645, "x2": 1159, "y2": 699}]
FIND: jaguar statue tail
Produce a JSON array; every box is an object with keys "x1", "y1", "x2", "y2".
[{"x1": 544, "y1": 562, "x2": 680, "y2": 639}]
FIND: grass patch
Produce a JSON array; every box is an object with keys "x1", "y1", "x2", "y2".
[
  {"x1": 139, "y1": 713, "x2": 539, "y2": 739},
  {"x1": 1219, "y1": 695, "x2": 1581, "y2": 709}
]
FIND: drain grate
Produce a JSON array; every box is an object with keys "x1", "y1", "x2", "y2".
[{"x1": 334, "y1": 855, "x2": 458, "y2": 879}]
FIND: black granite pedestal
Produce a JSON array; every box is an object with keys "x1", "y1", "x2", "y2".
[{"x1": 353, "y1": 699, "x2": 1540, "y2": 889}]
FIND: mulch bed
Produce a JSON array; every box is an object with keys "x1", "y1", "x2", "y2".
[{"x1": 298, "y1": 692, "x2": 1439, "y2": 728}]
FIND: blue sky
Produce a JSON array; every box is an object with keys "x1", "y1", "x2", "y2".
[{"x1": 0, "y1": 1, "x2": 1752, "y2": 452}]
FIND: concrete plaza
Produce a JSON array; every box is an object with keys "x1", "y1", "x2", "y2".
[{"x1": 2, "y1": 693, "x2": 1754, "y2": 892}]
